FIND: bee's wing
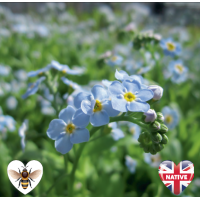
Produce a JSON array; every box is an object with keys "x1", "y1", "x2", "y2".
[
  {"x1": 29, "y1": 170, "x2": 42, "y2": 179},
  {"x1": 8, "y1": 170, "x2": 21, "y2": 179}
]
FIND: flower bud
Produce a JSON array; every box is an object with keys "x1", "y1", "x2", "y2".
[
  {"x1": 149, "y1": 146, "x2": 157, "y2": 155},
  {"x1": 156, "y1": 112, "x2": 164, "y2": 123},
  {"x1": 151, "y1": 132, "x2": 162, "y2": 144},
  {"x1": 159, "y1": 124, "x2": 168, "y2": 134},
  {"x1": 148, "y1": 85, "x2": 163, "y2": 100},
  {"x1": 144, "y1": 109, "x2": 157, "y2": 123},
  {"x1": 161, "y1": 134, "x2": 168, "y2": 144},
  {"x1": 143, "y1": 144, "x2": 151, "y2": 153},
  {"x1": 150, "y1": 121, "x2": 161, "y2": 132}
]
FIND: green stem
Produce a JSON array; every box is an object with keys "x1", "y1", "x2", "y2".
[{"x1": 68, "y1": 126, "x2": 101, "y2": 196}]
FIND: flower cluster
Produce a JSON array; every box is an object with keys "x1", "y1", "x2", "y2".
[{"x1": 46, "y1": 69, "x2": 167, "y2": 155}]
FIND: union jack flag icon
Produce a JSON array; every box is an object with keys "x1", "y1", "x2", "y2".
[{"x1": 159, "y1": 160, "x2": 194, "y2": 195}]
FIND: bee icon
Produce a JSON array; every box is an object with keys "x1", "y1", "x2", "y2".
[{"x1": 8, "y1": 165, "x2": 41, "y2": 189}]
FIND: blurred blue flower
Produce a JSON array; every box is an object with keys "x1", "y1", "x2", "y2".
[
  {"x1": 73, "y1": 85, "x2": 120, "y2": 127},
  {"x1": 115, "y1": 69, "x2": 148, "y2": 89},
  {"x1": 144, "y1": 153, "x2": 161, "y2": 168},
  {"x1": 168, "y1": 60, "x2": 188, "y2": 83},
  {"x1": 160, "y1": 38, "x2": 181, "y2": 57},
  {"x1": 6, "y1": 96, "x2": 18, "y2": 110},
  {"x1": 18, "y1": 120, "x2": 28, "y2": 151},
  {"x1": 51, "y1": 60, "x2": 84, "y2": 75},
  {"x1": 0, "y1": 65, "x2": 10, "y2": 76},
  {"x1": 108, "y1": 80, "x2": 153, "y2": 112},
  {"x1": 128, "y1": 122, "x2": 141, "y2": 141},
  {"x1": 108, "y1": 122, "x2": 124, "y2": 141},
  {"x1": 15, "y1": 69, "x2": 28, "y2": 81},
  {"x1": 0, "y1": 114, "x2": 16, "y2": 132},
  {"x1": 125, "y1": 155, "x2": 137, "y2": 174},
  {"x1": 162, "y1": 106, "x2": 179, "y2": 130},
  {"x1": 22, "y1": 76, "x2": 46, "y2": 99},
  {"x1": 61, "y1": 77, "x2": 81, "y2": 90},
  {"x1": 106, "y1": 55, "x2": 123, "y2": 67},
  {"x1": 28, "y1": 65, "x2": 51, "y2": 77},
  {"x1": 47, "y1": 106, "x2": 90, "y2": 154}
]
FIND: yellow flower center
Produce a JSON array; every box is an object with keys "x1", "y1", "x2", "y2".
[
  {"x1": 124, "y1": 92, "x2": 136, "y2": 102},
  {"x1": 66, "y1": 123, "x2": 76, "y2": 134},
  {"x1": 93, "y1": 100, "x2": 103, "y2": 112},
  {"x1": 39, "y1": 72, "x2": 43, "y2": 75},
  {"x1": 165, "y1": 115, "x2": 173, "y2": 124},
  {"x1": 111, "y1": 56, "x2": 117, "y2": 62},
  {"x1": 166, "y1": 42, "x2": 175, "y2": 51},
  {"x1": 62, "y1": 69, "x2": 67, "y2": 73},
  {"x1": 130, "y1": 127, "x2": 135, "y2": 135},
  {"x1": 175, "y1": 64, "x2": 183, "y2": 73}
]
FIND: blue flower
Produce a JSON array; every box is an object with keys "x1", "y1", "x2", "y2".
[
  {"x1": 115, "y1": 69, "x2": 148, "y2": 89},
  {"x1": 6, "y1": 96, "x2": 18, "y2": 110},
  {"x1": 47, "y1": 106, "x2": 90, "y2": 154},
  {"x1": 162, "y1": 106, "x2": 179, "y2": 130},
  {"x1": 160, "y1": 38, "x2": 181, "y2": 57},
  {"x1": 73, "y1": 85, "x2": 120, "y2": 127},
  {"x1": 128, "y1": 122, "x2": 141, "y2": 141},
  {"x1": 106, "y1": 55, "x2": 123, "y2": 67},
  {"x1": 125, "y1": 155, "x2": 137, "y2": 174},
  {"x1": 108, "y1": 122, "x2": 124, "y2": 141},
  {"x1": 168, "y1": 60, "x2": 188, "y2": 83},
  {"x1": 18, "y1": 120, "x2": 28, "y2": 151},
  {"x1": 22, "y1": 76, "x2": 46, "y2": 99},
  {"x1": 144, "y1": 153, "x2": 161, "y2": 168},
  {"x1": 51, "y1": 60, "x2": 84, "y2": 75},
  {"x1": 0, "y1": 65, "x2": 10, "y2": 76},
  {"x1": 61, "y1": 77, "x2": 81, "y2": 90},
  {"x1": 27, "y1": 65, "x2": 51, "y2": 77},
  {"x1": 0, "y1": 115, "x2": 16, "y2": 132},
  {"x1": 108, "y1": 80, "x2": 153, "y2": 113}
]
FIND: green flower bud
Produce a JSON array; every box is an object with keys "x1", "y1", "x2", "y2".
[
  {"x1": 156, "y1": 112, "x2": 164, "y2": 123},
  {"x1": 151, "y1": 132, "x2": 162, "y2": 144},
  {"x1": 143, "y1": 132, "x2": 151, "y2": 144},
  {"x1": 143, "y1": 144, "x2": 151, "y2": 153},
  {"x1": 161, "y1": 134, "x2": 168, "y2": 144},
  {"x1": 150, "y1": 121, "x2": 161, "y2": 132},
  {"x1": 153, "y1": 143, "x2": 164, "y2": 152},
  {"x1": 149, "y1": 146, "x2": 157, "y2": 155},
  {"x1": 159, "y1": 124, "x2": 168, "y2": 134}
]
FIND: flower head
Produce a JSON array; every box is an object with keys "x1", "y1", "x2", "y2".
[
  {"x1": 125, "y1": 155, "x2": 137, "y2": 174},
  {"x1": 106, "y1": 55, "x2": 123, "y2": 67},
  {"x1": 148, "y1": 85, "x2": 163, "y2": 100},
  {"x1": 160, "y1": 38, "x2": 181, "y2": 57},
  {"x1": 108, "y1": 122, "x2": 124, "y2": 141},
  {"x1": 73, "y1": 85, "x2": 120, "y2": 127},
  {"x1": 162, "y1": 106, "x2": 179, "y2": 130},
  {"x1": 168, "y1": 60, "x2": 188, "y2": 83},
  {"x1": 27, "y1": 65, "x2": 51, "y2": 77},
  {"x1": 61, "y1": 77, "x2": 81, "y2": 90},
  {"x1": 144, "y1": 153, "x2": 161, "y2": 167},
  {"x1": 47, "y1": 106, "x2": 90, "y2": 154},
  {"x1": 144, "y1": 109, "x2": 157, "y2": 123},
  {"x1": 22, "y1": 76, "x2": 46, "y2": 99},
  {"x1": 108, "y1": 80, "x2": 153, "y2": 112},
  {"x1": 128, "y1": 122, "x2": 141, "y2": 141}
]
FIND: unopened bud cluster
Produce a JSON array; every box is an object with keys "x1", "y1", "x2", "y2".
[{"x1": 139, "y1": 111, "x2": 168, "y2": 155}]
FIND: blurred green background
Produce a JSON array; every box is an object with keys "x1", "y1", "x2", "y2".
[{"x1": 0, "y1": 2, "x2": 200, "y2": 197}]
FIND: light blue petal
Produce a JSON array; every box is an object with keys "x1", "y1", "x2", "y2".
[
  {"x1": 111, "y1": 128, "x2": 124, "y2": 141},
  {"x1": 136, "y1": 89, "x2": 154, "y2": 102},
  {"x1": 55, "y1": 133, "x2": 73, "y2": 154},
  {"x1": 59, "y1": 106, "x2": 75, "y2": 124},
  {"x1": 127, "y1": 101, "x2": 150, "y2": 112},
  {"x1": 74, "y1": 92, "x2": 92, "y2": 109},
  {"x1": 81, "y1": 100, "x2": 95, "y2": 115},
  {"x1": 90, "y1": 111, "x2": 109, "y2": 127},
  {"x1": 123, "y1": 80, "x2": 141, "y2": 93},
  {"x1": 70, "y1": 128, "x2": 90, "y2": 144},
  {"x1": 102, "y1": 100, "x2": 120, "y2": 117},
  {"x1": 108, "y1": 122, "x2": 117, "y2": 129},
  {"x1": 108, "y1": 81, "x2": 125, "y2": 96},
  {"x1": 47, "y1": 119, "x2": 66, "y2": 140},
  {"x1": 72, "y1": 108, "x2": 90, "y2": 127},
  {"x1": 21, "y1": 84, "x2": 39, "y2": 99},
  {"x1": 129, "y1": 75, "x2": 144, "y2": 84},
  {"x1": 102, "y1": 79, "x2": 112, "y2": 88},
  {"x1": 115, "y1": 69, "x2": 129, "y2": 81},
  {"x1": 111, "y1": 97, "x2": 127, "y2": 112},
  {"x1": 91, "y1": 85, "x2": 108, "y2": 101}
]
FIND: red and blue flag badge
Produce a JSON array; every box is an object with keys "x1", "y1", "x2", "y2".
[{"x1": 159, "y1": 160, "x2": 194, "y2": 195}]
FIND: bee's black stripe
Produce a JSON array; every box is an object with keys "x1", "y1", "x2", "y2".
[{"x1": 21, "y1": 180, "x2": 29, "y2": 183}]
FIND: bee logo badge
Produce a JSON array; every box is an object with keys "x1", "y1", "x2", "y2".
[{"x1": 7, "y1": 160, "x2": 43, "y2": 195}]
